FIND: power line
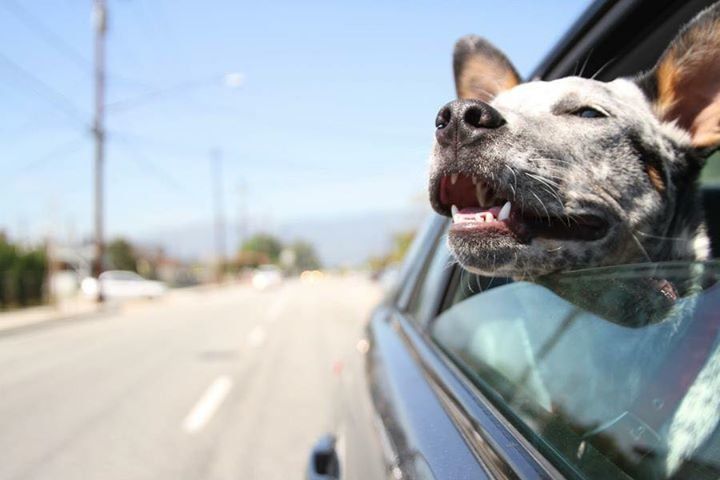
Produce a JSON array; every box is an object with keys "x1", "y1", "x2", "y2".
[
  {"x1": 10, "y1": 135, "x2": 88, "y2": 179},
  {"x1": 105, "y1": 130, "x2": 209, "y2": 157},
  {"x1": 107, "y1": 133, "x2": 190, "y2": 195},
  {"x1": 0, "y1": 0, "x2": 153, "y2": 89},
  {"x1": 105, "y1": 76, "x2": 223, "y2": 113},
  {"x1": 1, "y1": 0, "x2": 89, "y2": 71},
  {"x1": 0, "y1": 50, "x2": 89, "y2": 126}
]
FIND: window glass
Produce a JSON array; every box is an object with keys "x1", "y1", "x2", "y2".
[
  {"x1": 432, "y1": 261, "x2": 720, "y2": 479},
  {"x1": 445, "y1": 267, "x2": 512, "y2": 310},
  {"x1": 394, "y1": 216, "x2": 444, "y2": 307},
  {"x1": 701, "y1": 151, "x2": 720, "y2": 185},
  {"x1": 406, "y1": 232, "x2": 453, "y2": 325}
]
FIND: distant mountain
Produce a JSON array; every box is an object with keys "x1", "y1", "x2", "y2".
[{"x1": 135, "y1": 206, "x2": 432, "y2": 267}]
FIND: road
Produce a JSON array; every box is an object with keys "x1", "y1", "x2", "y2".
[{"x1": 0, "y1": 275, "x2": 381, "y2": 480}]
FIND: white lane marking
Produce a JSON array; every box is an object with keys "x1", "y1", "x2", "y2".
[
  {"x1": 182, "y1": 376, "x2": 232, "y2": 433},
  {"x1": 267, "y1": 294, "x2": 290, "y2": 323},
  {"x1": 246, "y1": 325, "x2": 266, "y2": 348}
]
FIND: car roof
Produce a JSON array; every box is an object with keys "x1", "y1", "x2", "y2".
[{"x1": 531, "y1": 0, "x2": 717, "y2": 81}]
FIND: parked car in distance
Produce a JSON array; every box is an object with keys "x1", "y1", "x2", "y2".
[
  {"x1": 81, "y1": 270, "x2": 167, "y2": 300},
  {"x1": 251, "y1": 265, "x2": 283, "y2": 290}
]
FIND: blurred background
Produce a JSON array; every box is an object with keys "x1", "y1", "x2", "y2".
[{"x1": 0, "y1": 1, "x2": 588, "y2": 479}]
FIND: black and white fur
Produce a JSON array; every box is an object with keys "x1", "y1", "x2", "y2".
[{"x1": 429, "y1": 5, "x2": 720, "y2": 279}]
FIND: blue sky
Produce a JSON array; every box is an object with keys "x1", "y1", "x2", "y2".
[{"x1": 0, "y1": 0, "x2": 590, "y2": 244}]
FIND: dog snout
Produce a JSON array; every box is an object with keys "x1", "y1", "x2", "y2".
[{"x1": 435, "y1": 99, "x2": 505, "y2": 146}]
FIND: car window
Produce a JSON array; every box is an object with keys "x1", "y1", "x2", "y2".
[
  {"x1": 111, "y1": 272, "x2": 141, "y2": 281},
  {"x1": 395, "y1": 216, "x2": 445, "y2": 309},
  {"x1": 405, "y1": 231, "x2": 453, "y2": 326},
  {"x1": 431, "y1": 261, "x2": 720, "y2": 479},
  {"x1": 701, "y1": 151, "x2": 720, "y2": 185},
  {"x1": 443, "y1": 266, "x2": 513, "y2": 311}
]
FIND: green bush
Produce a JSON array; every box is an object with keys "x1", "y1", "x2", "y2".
[{"x1": 0, "y1": 236, "x2": 47, "y2": 308}]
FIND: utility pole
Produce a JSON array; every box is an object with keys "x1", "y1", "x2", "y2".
[
  {"x1": 211, "y1": 149, "x2": 226, "y2": 282},
  {"x1": 236, "y1": 180, "x2": 247, "y2": 248},
  {"x1": 91, "y1": 0, "x2": 107, "y2": 299}
]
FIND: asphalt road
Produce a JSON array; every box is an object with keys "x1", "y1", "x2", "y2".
[{"x1": 0, "y1": 275, "x2": 381, "y2": 480}]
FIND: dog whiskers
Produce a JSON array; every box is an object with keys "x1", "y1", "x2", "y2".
[
  {"x1": 631, "y1": 233, "x2": 654, "y2": 263},
  {"x1": 577, "y1": 49, "x2": 593, "y2": 78},
  {"x1": 590, "y1": 56, "x2": 616, "y2": 80},
  {"x1": 531, "y1": 192, "x2": 552, "y2": 224},
  {"x1": 635, "y1": 230, "x2": 686, "y2": 242}
]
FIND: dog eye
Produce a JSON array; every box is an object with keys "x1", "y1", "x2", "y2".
[{"x1": 572, "y1": 107, "x2": 607, "y2": 118}]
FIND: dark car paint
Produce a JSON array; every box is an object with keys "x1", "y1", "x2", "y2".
[
  {"x1": 306, "y1": 1, "x2": 720, "y2": 479},
  {"x1": 366, "y1": 309, "x2": 490, "y2": 480}
]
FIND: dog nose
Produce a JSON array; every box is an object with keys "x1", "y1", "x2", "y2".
[{"x1": 435, "y1": 100, "x2": 505, "y2": 146}]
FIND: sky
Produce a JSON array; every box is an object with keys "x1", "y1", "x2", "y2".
[{"x1": 0, "y1": 0, "x2": 590, "y2": 247}]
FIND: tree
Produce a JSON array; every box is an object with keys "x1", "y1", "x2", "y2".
[
  {"x1": 366, "y1": 229, "x2": 416, "y2": 272},
  {"x1": 0, "y1": 234, "x2": 47, "y2": 307},
  {"x1": 239, "y1": 233, "x2": 283, "y2": 266},
  {"x1": 107, "y1": 238, "x2": 138, "y2": 272},
  {"x1": 390, "y1": 231, "x2": 415, "y2": 263},
  {"x1": 290, "y1": 241, "x2": 321, "y2": 271}
]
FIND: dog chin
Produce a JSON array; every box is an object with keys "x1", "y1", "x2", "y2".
[
  {"x1": 447, "y1": 232, "x2": 568, "y2": 278},
  {"x1": 448, "y1": 232, "x2": 525, "y2": 277}
]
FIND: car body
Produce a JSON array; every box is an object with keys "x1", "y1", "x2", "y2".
[
  {"x1": 81, "y1": 270, "x2": 167, "y2": 300},
  {"x1": 251, "y1": 264, "x2": 283, "y2": 290},
  {"x1": 307, "y1": 1, "x2": 720, "y2": 479}
]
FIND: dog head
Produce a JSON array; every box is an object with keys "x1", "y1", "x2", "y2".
[{"x1": 429, "y1": 4, "x2": 720, "y2": 278}]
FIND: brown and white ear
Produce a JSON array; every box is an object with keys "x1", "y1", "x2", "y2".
[
  {"x1": 453, "y1": 35, "x2": 521, "y2": 101},
  {"x1": 637, "y1": 4, "x2": 720, "y2": 149}
]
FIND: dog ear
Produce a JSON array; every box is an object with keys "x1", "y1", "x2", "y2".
[
  {"x1": 453, "y1": 35, "x2": 521, "y2": 101},
  {"x1": 637, "y1": 4, "x2": 720, "y2": 149}
]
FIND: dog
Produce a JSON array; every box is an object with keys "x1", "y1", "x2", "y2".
[
  {"x1": 428, "y1": 6, "x2": 720, "y2": 280},
  {"x1": 427, "y1": 4, "x2": 720, "y2": 477}
]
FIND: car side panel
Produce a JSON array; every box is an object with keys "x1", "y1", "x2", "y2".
[{"x1": 362, "y1": 309, "x2": 491, "y2": 480}]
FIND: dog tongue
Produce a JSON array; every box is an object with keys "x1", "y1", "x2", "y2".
[
  {"x1": 458, "y1": 206, "x2": 502, "y2": 216},
  {"x1": 454, "y1": 206, "x2": 503, "y2": 223}
]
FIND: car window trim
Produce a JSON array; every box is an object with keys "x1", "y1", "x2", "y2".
[
  {"x1": 397, "y1": 216, "x2": 448, "y2": 312},
  {"x1": 439, "y1": 264, "x2": 463, "y2": 315},
  {"x1": 407, "y1": 237, "x2": 456, "y2": 328}
]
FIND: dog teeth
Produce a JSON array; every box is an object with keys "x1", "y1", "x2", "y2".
[
  {"x1": 451, "y1": 204, "x2": 459, "y2": 222},
  {"x1": 473, "y1": 212, "x2": 495, "y2": 223},
  {"x1": 498, "y1": 201, "x2": 511, "y2": 221},
  {"x1": 450, "y1": 174, "x2": 458, "y2": 185}
]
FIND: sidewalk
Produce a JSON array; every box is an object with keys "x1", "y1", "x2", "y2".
[
  {"x1": 0, "y1": 297, "x2": 102, "y2": 335},
  {"x1": 0, "y1": 282, "x2": 250, "y2": 336}
]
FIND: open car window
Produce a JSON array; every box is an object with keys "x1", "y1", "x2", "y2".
[{"x1": 432, "y1": 261, "x2": 720, "y2": 479}]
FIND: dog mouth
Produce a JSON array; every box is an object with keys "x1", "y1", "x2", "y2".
[{"x1": 433, "y1": 173, "x2": 609, "y2": 242}]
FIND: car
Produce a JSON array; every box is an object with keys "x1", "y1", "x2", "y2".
[
  {"x1": 307, "y1": 1, "x2": 720, "y2": 479},
  {"x1": 251, "y1": 264, "x2": 283, "y2": 290},
  {"x1": 81, "y1": 270, "x2": 167, "y2": 300}
]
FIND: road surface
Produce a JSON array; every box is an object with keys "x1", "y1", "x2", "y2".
[{"x1": 0, "y1": 275, "x2": 381, "y2": 480}]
